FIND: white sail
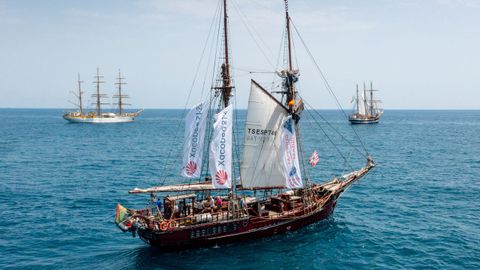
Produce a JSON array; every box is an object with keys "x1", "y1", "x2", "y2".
[
  {"x1": 240, "y1": 80, "x2": 289, "y2": 188},
  {"x1": 357, "y1": 92, "x2": 366, "y2": 115},
  {"x1": 181, "y1": 102, "x2": 209, "y2": 178},
  {"x1": 280, "y1": 116, "x2": 303, "y2": 189},
  {"x1": 209, "y1": 104, "x2": 233, "y2": 189}
]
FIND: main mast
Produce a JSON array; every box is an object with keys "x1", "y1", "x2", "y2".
[
  {"x1": 221, "y1": 0, "x2": 232, "y2": 108},
  {"x1": 93, "y1": 68, "x2": 105, "y2": 116},
  {"x1": 115, "y1": 70, "x2": 127, "y2": 115},
  {"x1": 370, "y1": 82, "x2": 374, "y2": 115},
  {"x1": 77, "y1": 74, "x2": 84, "y2": 115},
  {"x1": 356, "y1": 84, "x2": 359, "y2": 114},
  {"x1": 285, "y1": 0, "x2": 295, "y2": 109},
  {"x1": 363, "y1": 82, "x2": 368, "y2": 116}
]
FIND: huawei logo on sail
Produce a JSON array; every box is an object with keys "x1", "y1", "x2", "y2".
[
  {"x1": 215, "y1": 170, "x2": 228, "y2": 185},
  {"x1": 185, "y1": 161, "x2": 197, "y2": 176}
]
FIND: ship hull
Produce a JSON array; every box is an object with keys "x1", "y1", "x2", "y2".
[
  {"x1": 348, "y1": 113, "x2": 382, "y2": 125},
  {"x1": 136, "y1": 198, "x2": 337, "y2": 251},
  {"x1": 348, "y1": 118, "x2": 379, "y2": 124},
  {"x1": 63, "y1": 115, "x2": 135, "y2": 123}
]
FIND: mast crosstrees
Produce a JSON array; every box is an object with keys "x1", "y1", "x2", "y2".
[
  {"x1": 113, "y1": 70, "x2": 130, "y2": 115},
  {"x1": 92, "y1": 68, "x2": 107, "y2": 116}
]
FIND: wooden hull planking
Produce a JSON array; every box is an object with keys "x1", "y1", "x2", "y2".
[{"x1": 136, "y1": 198, "x2": 337, "y2": 251}]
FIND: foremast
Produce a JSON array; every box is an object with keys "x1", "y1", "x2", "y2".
[
  {"x1": 220, "y1": 0, "x2": 236, "y2": 196},
  {"x1": 285, "y1": 0, "x2": 295, "y2": 110},
  {"x1": 221, "y1": 0, "x2": 233, "y2": 108},
  {"x1": 92, "y1": 68, "x2": 107, "y2": 116}
]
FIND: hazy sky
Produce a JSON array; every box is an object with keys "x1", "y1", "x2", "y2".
[{"x1": 0, "y1": 0, "x2": 479, "y2": 109}]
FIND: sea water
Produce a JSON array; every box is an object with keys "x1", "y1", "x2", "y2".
[{"x1": 0, "y1": 109, "x2": 479, "y2": 269}]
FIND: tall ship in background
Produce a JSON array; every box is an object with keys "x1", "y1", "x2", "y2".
[
  {"x1": 114, "y1": 0, "x2": 375, "y2": 251},
  {"x1": 63, "y1": 69, "x2": 142, "y2": 123},
  {"x1": 349, "y1": 82, "x2": 383, "y2": 124}
]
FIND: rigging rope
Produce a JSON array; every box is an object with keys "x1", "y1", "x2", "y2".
[
  {"x1": 289, "y1": 19, "x2": 370, "y2": 156},
  {"x1": 301, "y1": 97, "x2": 368, "y2": 160},
  {"x1": 231, "y1": 66, "x2": 275, "y2": 74},
  {"x1": 159, "y1": 2, "x2": 222, "y2": 186},
  {"x1": 303, "y1": 107, "x2": 355, "y2": 172},
  {"x1": 201, "y1": 6, "x2": 225, "y2": 184},
  {"x1": 231, "y1": 0, "x2": 277, "y2": 70}
]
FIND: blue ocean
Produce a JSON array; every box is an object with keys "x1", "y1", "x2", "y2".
[{"x1": 0, "y1": 109, "x2": 479, "y2": 269}]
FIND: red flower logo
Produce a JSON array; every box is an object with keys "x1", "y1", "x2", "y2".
[
  {"x1": 185, "y1": 161, "x2": 197, "y2": 176},
  {"x1": 215, "y1": 170, "x2": 228, "y2": 185}
]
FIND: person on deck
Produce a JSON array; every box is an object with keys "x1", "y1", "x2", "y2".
[
  {"x1": 209, "y1": 196, "x2": 215, "y2": 210},
  {"x1": 215, "y1": 196, "x2": 223, "y2": 211},
  {"x1": 156, "y1": 198, "x2": 163, "y2": 217},
  {"x1": 164, "y1": 201, "x2": 172, "y2": 219},
  {"x1": 202, "y1": 197, "x2": 212, "y2": 213},
  {"x1": 178, "y1": 200, "x2": 186, "y2": 217},
  {"x1": 195, "y1": 200, "x2": 203, "y2": 214}
]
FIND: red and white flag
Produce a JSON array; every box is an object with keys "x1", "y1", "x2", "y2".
[{"x1": 309, "y1": 150, "x2": 320, "y2": 167}]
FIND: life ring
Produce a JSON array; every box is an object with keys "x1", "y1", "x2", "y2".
[
  {"x1": 125, "y1": 220, "x2": 132, "y2": 228},
  {"x1": 168, "y1": 220, "x2": 177, "y2": 230},
  {"x1": 160, "y1": 221, "x2": 169, "y2": 231},
  {"x1": 242, "y1": 220, "x2": 249, "y2": 228}
]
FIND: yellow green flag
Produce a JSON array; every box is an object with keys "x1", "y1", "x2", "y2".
[{"x1": 115, "y1": 203, "x2": 127, "y2": 224}]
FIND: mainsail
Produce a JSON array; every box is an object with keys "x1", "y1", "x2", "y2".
[
  {"x1": 209, "y1": 104, "x2": 233, "y2": 189},
  {"x1": 357, "y1": 91, "x2": 366, "y2": 115},
  {"x1": 181, "y1": 102, "x2": 209, "y2": 178},
  {"x1": 240, "y1": 80, "x2": 290, "y2": 188}
]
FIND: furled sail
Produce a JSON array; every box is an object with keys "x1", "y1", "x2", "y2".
[
  {"x1": 240, "y1": 80, "x2": 289, "y2": 188},
  {"x1": 209, "y1": 104, "x2": 233, "y2": 189},
  {"x1": 181, "y1": 102, "x2": 209, "y2": 178}
]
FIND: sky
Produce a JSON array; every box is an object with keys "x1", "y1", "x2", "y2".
[{"x1": 0, "y1": 0, "x2": 479, "y2": 110}]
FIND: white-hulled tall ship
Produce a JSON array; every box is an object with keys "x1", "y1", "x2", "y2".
[
  {"x1": 114, "y1": 0, "x2": 376, "y2": 251},
  {"x1": 349, "y1": 82, "x2": 383, "y2": 124},
  {"x1": 63, "y1": 69, "x2": 142, "y2": 123}
]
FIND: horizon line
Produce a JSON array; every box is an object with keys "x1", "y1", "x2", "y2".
[{"x1": 0, "y1": 107, "x2": 479, "y2": 111}]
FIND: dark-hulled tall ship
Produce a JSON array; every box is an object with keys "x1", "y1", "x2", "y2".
[
  {"x1": 349, "y1": 82, "x2": 383, "y2": 124},
  {"x1": 115, "y1": 0, "x2": 375, "y2": 251}
]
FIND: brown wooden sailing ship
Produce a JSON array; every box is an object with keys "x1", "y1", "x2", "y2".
[{"x1": 115, "y1": 0, "x2": 375, "y2": 251}]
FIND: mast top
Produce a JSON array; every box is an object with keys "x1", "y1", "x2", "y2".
[
  {"x1": 283, "y1": 0, "x2": 296, "y2": 110},
  {"x1": 221, "y1": 0, "x2": 232, "y2": 108},
  {"x1": 284, "y1": 0, "x2": 293, "y2": 72}
]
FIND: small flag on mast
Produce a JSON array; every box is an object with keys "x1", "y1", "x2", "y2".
[{"x1": 309, "y1": 150, "x2": 320, "y2": 167}]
